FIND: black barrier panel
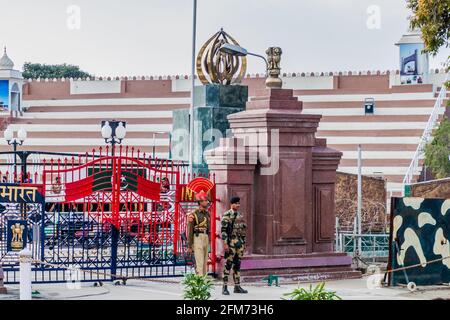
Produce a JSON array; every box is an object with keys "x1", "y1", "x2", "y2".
[{"x1": 389, "y1": 197, "x2": 450, "y2": 286}]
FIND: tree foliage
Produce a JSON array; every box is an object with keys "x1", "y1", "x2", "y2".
[
  {"x1": 22, "y1": 62, "x2": 93, "y2": 79},
  {"x1": 407, "y1": 0, "x2": 450, "y2": 55},
  {"x1": 408, "y1": 0, "x2": 450, "y2": 179},
  {"x1": 424, "y1": 118, "x2": 450, "y2": 179}
]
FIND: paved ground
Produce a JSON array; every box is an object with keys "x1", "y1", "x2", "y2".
[{"x1": 2, "y1": 277, "x2": 450, "y2": 300}]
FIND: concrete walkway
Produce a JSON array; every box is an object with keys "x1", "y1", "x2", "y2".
[{"x1": 2, "y1": 277, "x2": 450, "y2": 300}]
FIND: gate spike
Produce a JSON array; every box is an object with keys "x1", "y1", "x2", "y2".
[
  {"x1": 99, "y1": 146, "x2": 103, "y2": 157},
  {"x1": 119, "y1": 144, "x2": 123, "y2": 156}
]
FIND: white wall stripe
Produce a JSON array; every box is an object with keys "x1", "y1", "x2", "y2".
[
  {"x1": 341, "y1": 151, "x2": 418, "y2": 159},
  {"x1": 296, "y1": 92, "x2": 434, "y2": 102},
  {"x1": 338, "y1": 167, "x2": 420, "y2": 175},
  {"x1": 21, "y1": 111, "x2": 173, "y2": 119},
  {"x1": 0, "y1": 138, "x2": 170, "y2": 146},
  {"x1": 325, "y1": 137, "x2": 421, "y2": 144},
  {"x1": 6, "y1": 124, "x2": 172, "y2": 132},
  {"x1": 303, "y1": 107, "x2": 442, "y2": 116},
  {"x1": 23, "y1": 97, "x2": 191, "y2": 107},
  {"x1": 318, "y1": 122, "x2": 427, "y2": 130}
]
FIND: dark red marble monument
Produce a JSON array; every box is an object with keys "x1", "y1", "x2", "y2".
[{"x1": 205, "y1": 87, "x2": 360, "y2": 282}]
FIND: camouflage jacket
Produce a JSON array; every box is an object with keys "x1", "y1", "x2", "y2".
[
  {"x1": 221, "y1": 209, "x2": 246, "y2": 247},
  {"x1": 187, "y1": 208, "x2": 210, "y2": 248}
]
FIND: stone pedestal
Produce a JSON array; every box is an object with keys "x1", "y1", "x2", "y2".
[
  {"x1": 207, "y1": 88, "x2": 360, "y2": 282},
  {"x1": 171, "y1": 84, "x2": 247, "y2": 175},
  {"x1": 204, "y1": 137, "x2": 256, "y2": 275},
  {"x1": 312, "y1": 138, "x2": 343, "y2": 252},
  {"x1": 229, "y1": 88, "x2": 322, "y2": 255}
]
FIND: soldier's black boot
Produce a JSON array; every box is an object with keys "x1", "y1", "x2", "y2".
[
  {"x1": 234, "y1": 285, "x2": 248, "y2": 294},
  {"x1": 222, "y1": 285, "x2": 230, "y2": 295}
]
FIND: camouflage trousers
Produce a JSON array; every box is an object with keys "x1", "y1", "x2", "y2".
[{"x1": 222, "y1": 246, "x2": 244, "y2": 285}]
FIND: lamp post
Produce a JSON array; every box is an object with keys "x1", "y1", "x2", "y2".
[
  {"x1": 100, "y1": 120, "x2": 126, "y2": 282},
  {"x1": 189, "y1": 0, "x2": 198, "y2": 174},
  {"x1": 219, "y1": 43, "x2": 268, "y2": 71},
  {"x1": 101, "y1": 120, "x2": 127, "y2": 156},
  {"x1": 4, "y1": 126, "x2": 27, "y2": 181}
]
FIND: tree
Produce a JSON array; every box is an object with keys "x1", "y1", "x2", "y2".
[
  {"x1": 424, "y1": 118, "x2": 450, "y2": 179},
  {"x1": 408, "y1": 0, "x2": 450, "y2": 178},
  {"x1": 22, "y1": 62, "x2": 93, "y2": 79},
  {"x1": 407, "y1": 0, "x2": 450, "y2": 55}
]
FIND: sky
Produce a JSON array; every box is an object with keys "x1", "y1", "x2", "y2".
[{"x1": 0, "y1": 0, "x2": 448, "y2": 77}]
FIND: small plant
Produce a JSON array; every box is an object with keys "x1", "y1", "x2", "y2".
[
  {"x1": 182, "y1": 273, "x2": 214, "y2": 300},
  {"x1": 283, "y1": 282, "x2": 342, "y2": 300}
]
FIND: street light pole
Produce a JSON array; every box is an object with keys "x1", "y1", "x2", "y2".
[
  {"x1": 357, "y1": 144, "x2": 362, "y2": 260},
  {"x1": 189, "y1": 0, "x2": 197, "y2": 174},
  {"x1": 218, "y1": 43, "x2": 269, "y2": 72},
  {"x1": 101, "y1": 120, "x2": 126, "y2": 282},
  {"x1": 4, "y1": 126, "x2": 27, "y2": 181}
]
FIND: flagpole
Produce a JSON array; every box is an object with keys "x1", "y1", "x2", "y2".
[{"x1": 189, "y1": 0, "x2": 197, "y2": 174}]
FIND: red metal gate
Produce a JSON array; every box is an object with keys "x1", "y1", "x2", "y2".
[{"x1": 31, "y1": 146, "x2": 218, "y2": 281}]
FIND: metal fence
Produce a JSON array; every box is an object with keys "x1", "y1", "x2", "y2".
[{"x1": 335, "y1": 232, "x2": 389, "y2": 260}]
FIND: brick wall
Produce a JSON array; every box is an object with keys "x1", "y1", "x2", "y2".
[
  {"x1": 335, "y1": 172, "x2": 387, "y2": 233},
  {"x1": 410, "y1": 178, "x2": 450, "y2": 198}
]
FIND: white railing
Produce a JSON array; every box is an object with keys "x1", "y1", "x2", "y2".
[{"x1": 402, "y1": 74, "x2": 449, "y2": 192}]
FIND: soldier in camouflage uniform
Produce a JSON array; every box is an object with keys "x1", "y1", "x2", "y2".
[
  {"x1": 221, "y1": 196, "x2": 248, "y2": 295},
  {"x1": 187, "y1": 190, "x2": 211, "y2": 276}
]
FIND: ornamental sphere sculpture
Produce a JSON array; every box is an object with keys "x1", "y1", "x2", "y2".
[{"x1": 196, "y1": 29, "x2": 247, "y2": 85}]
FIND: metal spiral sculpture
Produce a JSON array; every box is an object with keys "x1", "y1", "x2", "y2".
[{"x1": 196, "y1": 29, "x2": 247, "y2": 85}]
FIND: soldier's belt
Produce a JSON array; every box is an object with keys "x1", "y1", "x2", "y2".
[{"x1": 194, "y1": 229, "x2": 208, "y2": 234}]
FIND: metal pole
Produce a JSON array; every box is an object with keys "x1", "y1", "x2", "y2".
[
  {"x1": 357, "y1": 144, "x2": 362, "y2": 257},
  {"x1": 335, "y1": 217, "x2": 339, "y2": 251},
  {"x1": 110, "y1": 138, "x2": 119, "y2": 281},
  {"x1": 152, "y1": 133, "x2": 156, "y2": 158},
  {"x1": 19, "y1": 248, "x2": 32, "y2": 300},
  {"x1": 189, "y1": 0, "x2": 197, "y2": 174},
  {"x1": 13, "y1": 142, "x2": 17, "y2": 181}
]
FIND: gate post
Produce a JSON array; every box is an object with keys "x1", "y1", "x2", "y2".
[
  {"x1": 19, "y1": 248, "x2": 32, "y2": 300},
  {"x1": 0, "y1": 266, "x2": 6, "y2": 294},
  {"x1": 204, "y1": 137, "x2": 256, "y2": 275},
  {"x1": 110, "y1": 156, "x2": 120, "y2": 281},
  {"x1": 110, "y1": 226, "x2": 119, "y2": 281}
]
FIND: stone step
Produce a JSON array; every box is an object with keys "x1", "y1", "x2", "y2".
[
  {"x1": 240, "y1": 265, "x2": 354, "y2": 277},
  {"x1": 241, "y1": 270, "x2": 362, "y2": 284}
]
